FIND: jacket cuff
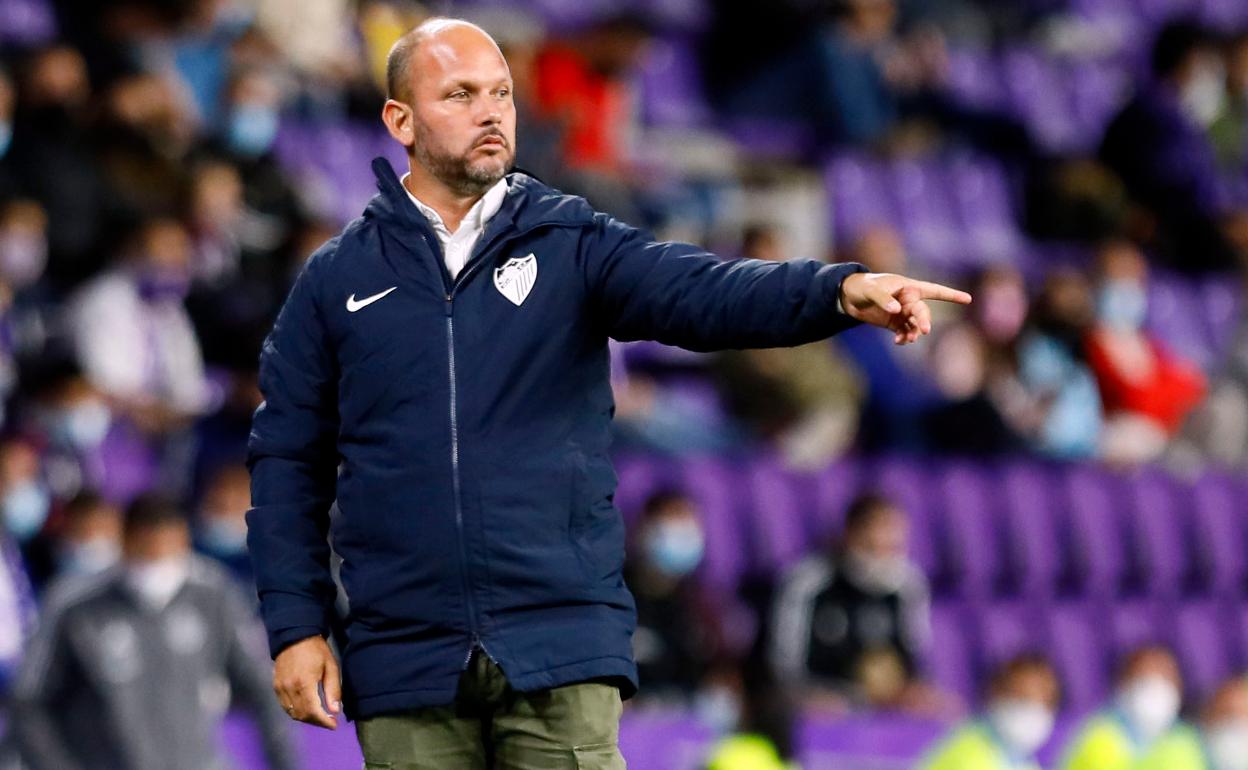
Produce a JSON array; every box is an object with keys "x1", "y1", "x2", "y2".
[
  {"x1": 268, "y1": 626, "x2": 328, "y2": 659},
  {"x1": 828, "y1": 262, "x2": 869, "y2": 316}
]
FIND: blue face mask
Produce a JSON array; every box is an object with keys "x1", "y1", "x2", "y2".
[
  {"x1": 1097, "y1": 280, "x2": 1148, "y2": 331},
  {"x1": 48, "y1": 400, "x2": 112, "y2": 450},
  {"x1": 644, "y1": 519, "x2": 705, "y2": 577},
  {"x1": 226, "y1": 104, "x2": 278, "y2": 157},
  {"x1": 3, "y1": 480, "x2": 50, "y2": 541},
  {"x1": 198, "y1": 515, "x2": 248, "y2": 556},
  {"x1": 57, "y1": 536, "x2": 121, "y2": 576}
]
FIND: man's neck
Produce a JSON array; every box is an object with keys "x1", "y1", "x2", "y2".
[{"x1": 404, "y1": 163, "x2": 482, "y2": 233}]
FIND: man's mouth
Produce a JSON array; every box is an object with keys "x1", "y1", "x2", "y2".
[{"x1": 475, "y1": 134, "x2": 506, "y2": 149}]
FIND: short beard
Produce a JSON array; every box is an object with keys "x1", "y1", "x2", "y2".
[{"x1": 413, "y1": 121, "x2": 513, "y2": 197}]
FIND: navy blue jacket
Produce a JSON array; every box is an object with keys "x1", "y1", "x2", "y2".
[{"x1": 246, "y1": 157, "x2": 865, "y2": 719}]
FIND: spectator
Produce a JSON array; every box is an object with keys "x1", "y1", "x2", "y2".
[
  {"x1": 0, "y1": 437, "x2": 49, "y2": 545},
  {"x1": 24, "y1": 491, "x2": 121, "y2": 592},
  {"x1": 920, "y1": 653, "x2": 1060, "y2": 770},
  {"x1": 769, "y1": 493, "x2": 946, "y2": 715},
  {"x1": 9, "y1": 493, "x2": 297, "y2": 770},
  {"x1": 1084, "y1": 241, "x2": 1206, "y2": 464},
  {"x1": 1058, "y1": 645, "x2": 1204, "y2": 770},
  {"x1": 1201, "y1": 676, "x2": 1248, "y2": 770},
  {"x1": 193, "y1": 462, "x2": 252, "y2": 586},
  {"x1": 66, "y1": 216, "x2": 210, "y2": 434},
  {"x1": 713, "y1": 224, "x2": 863, "y2": 468},
  {"x1": 1209, "y1": 31, "x2": 1248, "y2": 177},
  {"x1": 626, "y1": 489, "x2": 726, "y2": 704},
  {"x1": 18, "y1": 357, "x2": 116, "y2": 503},
  {"x1": 1012, "y1": 268, "x2": 1104, "y2": 459},
  {"x1": 1099, "y1": 19, "x2": 1245, "y2": 272}
]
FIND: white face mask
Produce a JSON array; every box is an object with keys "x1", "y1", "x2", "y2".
[
  {"x1": 844, "y1": 550, "x2": 911, "y2": 595},
  {"x1": 1181, "y1": 64, "x2": 1226, "y2": 128},
  {"x1": 1207, "y1": 719, "x2": 1248, "y2": 770},
  {"x1": 1117, "y1": 675, "x2": 1181, "y2": 742},
  {"x1": 124, "y1": 556, "x2": 189, "y2": 609},
  {"x1": 988, "y1": 698, "x2": 1055, "y2": 758}
]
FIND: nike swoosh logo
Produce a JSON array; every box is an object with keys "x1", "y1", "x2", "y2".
[{"x1": 346, "y1": 286, "x2": 398, "y2": 312}]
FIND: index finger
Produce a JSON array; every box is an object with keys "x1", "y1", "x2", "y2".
[{"x1": 914, "y1": 281, "x2": 972, "y2": 305}]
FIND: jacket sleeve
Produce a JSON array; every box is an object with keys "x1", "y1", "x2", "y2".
[
  {"x1": 9, "y1": 601, "x2": 86, "y2": 770},
  {"x1": 584, "y1": 213, "x2": 867, "y2": 351},
  {"x1": 246, "y1": 245, "x2": 341, "y2": 659}
]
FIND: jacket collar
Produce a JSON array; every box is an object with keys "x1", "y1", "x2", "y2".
[{"x1": 367, "y1": 156, "x2": 595, "y2": 236}]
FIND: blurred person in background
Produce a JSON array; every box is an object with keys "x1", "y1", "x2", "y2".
[
  {"x1": 0, "y1": 66, "x2": 17, "y2": 197},
  {"x1": 703, "y1": 675, "x2": 800, "y2": 770},
  {"x1": 769, "y1": 493, "x2": 950, "y2": 716},
  {"x1": 1084, "y1": 240, "x2": 1206, "y2": 465},
  {"x1": 920, "y1": 653, "x2": 1060, "y2": 770},
  {"x1": 713, "y1": 224, "x2": 863, "y2": 468},
  {"x1": 1011, "y1": 268, "x2": 1104, "y2": 459},
  {"x1": 1201, "y1": 676, "x2": 1248, "y2": 770},
  {"x1": 834, "y1": 226, "x2": 944, "y2": 452},
  {"x1": 1059, "y1": 644, "x2": 1204, "y2": 770},
  {"x1": 626, "y1": 489, "x2": 726, "y2": 705},
  {"x1": 22, "y1": 490, "x2": 121, "y2": 592},
  {"x1": 0, "y1": 437, "x2": 49, "y2": 546},
  {"x1": 1099, "y1": 19, "x2": 1248, "y2": 272},
  {"x1": 1209, "y1": 31, "x2": 1248, "y2": 176},
  {"x1": 66, "y1": 216, "x2": 209, "y2": 438},
  {"x1": 7, "y1": 44, "x2": 112, "y2": 287},
  {"x1": 922, "y1": 266, "x2": 1025, "y2": 455},
  {"x1": 193, "y1": 461, "x2": 252, "y2": 587},
  {"x1": 9, "y1": 493, "x2": 297, "y2": 770}
]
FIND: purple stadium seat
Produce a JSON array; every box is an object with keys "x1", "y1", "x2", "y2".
[
  {"x1": 1123, "y1": 469, "x2": 1190, "y2": 598},
  {"x1": 725, "y1": 117, "x2": 817, "y2": 162},
  {"x1": 1109, "y1": 600, "x2": 1171, "y2": 659},
  {"x1": 1048, "y1": 602, "x2": 1111, "y2": 715},
  {"x1": 826, "y1": 154, "x2": 895, "y2": 245},
  {"x1": 1000, "y1": 462, "x2": 1064, "y2": 599},
  {"x1": 811, "y1": 456, "x2": 863, "y2": 545},
  {"x1": 976, "y1": 602, "x2": 1045, "y2": 671},
  {"x1": 925, "y1": 601, "x2": 977, "y2": 705},
  {"x1": 1067, "y1": 59, "x2": 1130, "y2": 151},
  {"x1": 1174, "y1": 601, "x2": 1234, "y2": 703},
  {"x1": 1002, "y1": 47, "x2": 1078, "y2": 152},
  {"x1": 947, "y1": 157, "x2": 1021, "y2": 265},
  {"x1": 1148, "y1": 273, "x2": 1216, "y2": 370},
  {"x1": 864, "y1": 457, "x2": 940, "y2": 582},
  {"x1": 1199, "y1": 276, "x2": 1243, "y2": 362},
  {"x1": 797, "y1": 714, "x2": 948, "y2": 764},
  {"x1": 1134, "y1": 0, "x2": 1202, "y2": 24},
  {"x1": 939, "y1": 462, "x2": 1004, "y2": 599},
  {"x1": 1190, "y1": 471, "x2": 1248, "y2": 598},
  {"x1": 945, "y1": 48, "x2": 1007, "y2": 111},
  {"x1": 635, "y1": 37, "x2": 712, "y2": 128},
  {"x1": 742, "y1": 460, "x2": 816, "y2": 575},
  {"x1": 888, "y1": 158, "x2": 961, "y2": 269},
  {"x1": 0, "y1": 0, "x2": 56, "y2": 45},
  {"x1": 611, "y1": 454, "x2": 673, "y2": 526},
  {"x1": 679, "y1": 457, "x2": 749, "y2": 590},
  {"x1": 1062, "y1": 465, "x2": 1129, "y2": 598}
]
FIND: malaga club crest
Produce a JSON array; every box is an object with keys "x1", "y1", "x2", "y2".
[{"x1": 494, "y1": 253, "x2": 537, "y2": 306}]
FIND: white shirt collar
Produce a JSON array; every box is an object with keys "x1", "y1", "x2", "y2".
[{"x1": 400, "y1": 172, "x2": 509, "y2": 236}]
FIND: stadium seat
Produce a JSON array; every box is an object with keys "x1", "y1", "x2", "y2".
[
  {"x1": 1062, "y1": 465, "x2": 1130, "y2": 598},
  {"x1": 939, "y1": 461, "x2": 1006, "y2": 599},
  {"x1": 1000, "y1": 461, "x2": 1064, "y2": 599},
  {"x1": 1048, "y1": 602, "x2": 1112, "y2": 715},
  {"x1": 1189, "y1": 471, "x2": 1248, "y2": 598},
  {"x1": 925, "y1": 600, "x2": 977, "y2": 705}
]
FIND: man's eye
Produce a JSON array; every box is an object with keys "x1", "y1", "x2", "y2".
[
  {"x1": 496, "y1": 88, "x2": 511, "y2": 98},
  {"x1": 449, "y1": 91, "x2": 469, "y2": 100}
]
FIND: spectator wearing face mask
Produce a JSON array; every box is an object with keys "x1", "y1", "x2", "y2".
[
  {"x1": 0, "y1": 437, "x2": 51, "y2": 546},
  {"x1": 9, "y1": 493, "x2": 297, "y2": 770},
  {"x1": 1058, "y1": 645, "x2": 1204, "y2": 770},
  {"x1": 66, "y1": 217, "x2": 211, "y2": 499},
  {"x1": 769, "y1": 493, "x2": 945, "y2": 714},
  {"x1": 1084, "y1": 241, "x2": 1206, "y2": 465},
  {"x1": 1099, "y1": 19, "x2": 1246, "y2": 272},
  {"x1": 23, "y1": 491, "x2": 121, "y2": 593},
  {"x1": 625, "y1": 489, "x2": 726, "y2": 703},
  {"x1": 1201, "y1": 676, "x2": 1248, "y2": 770},
  {"x1": 920, "y1": 654, "x2": 1060, "y2": 770},
  {"x1": 193, "y1": 463, "x2": 253, "y2": 587}
]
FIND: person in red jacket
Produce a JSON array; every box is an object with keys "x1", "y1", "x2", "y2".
[{"x1": 1084, "y1": 240, "x2": 1206, "y2": 463}]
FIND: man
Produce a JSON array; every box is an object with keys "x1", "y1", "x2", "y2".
[
  {"x1": 10, "y1": 493, "x2": 296, "y2": 770},
  {"x1": 1201, "y1": 676, "x2": 1248, "y2": 770},
  {"x1": 921, "y1": 654, "x2": 1060, "y2": 770},
  {"x1": 769, "y1": 493, "x2": 936, "y2": 713},
  {"x1": 247, "y1": 17, "x2": 971, "y2": 768},
  {"x1": 1059, "y1": 645, "x2": 1204, "y2": 770}
]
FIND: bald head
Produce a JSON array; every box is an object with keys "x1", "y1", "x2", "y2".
[{"x1": 386, "y1": 18, "x2": 503, "y2": 105}]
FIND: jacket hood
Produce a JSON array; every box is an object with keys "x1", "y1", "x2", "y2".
[{"x1": 366, "y1": 156, "x2": 596, "y2": 234}]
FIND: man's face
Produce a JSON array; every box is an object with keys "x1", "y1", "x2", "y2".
[{"x1": 403, "y1": 27, "x2": 516, "y2": 195}]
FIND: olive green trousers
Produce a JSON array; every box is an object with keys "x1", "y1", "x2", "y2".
[{"x1": 355, "y1": 649, "x2": 626, "y2": 770}]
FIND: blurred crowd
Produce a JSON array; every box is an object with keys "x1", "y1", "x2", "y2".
[{"x1": 0, "y1": 0, "x2": 1242, "y2": 768}]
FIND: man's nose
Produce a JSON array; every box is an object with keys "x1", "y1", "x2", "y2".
[{"x1": 476, "y1": 103, "x2": 501, "y2": 125}]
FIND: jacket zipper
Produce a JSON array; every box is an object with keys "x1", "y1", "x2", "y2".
[{"x1": 444, "y1": 248, "x2": 505, "y2": 669}]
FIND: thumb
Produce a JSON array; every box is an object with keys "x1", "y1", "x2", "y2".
[
  {"x1": 322, "y1": 648, "x2": 342, "y2": 714},
  {"x1": 865, "y1": 282, "x2": 902, "y2": 314}
]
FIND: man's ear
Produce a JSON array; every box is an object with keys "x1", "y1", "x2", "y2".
[{"x1": 381, "y1": 99, "x2": 415, "y2": 148}]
